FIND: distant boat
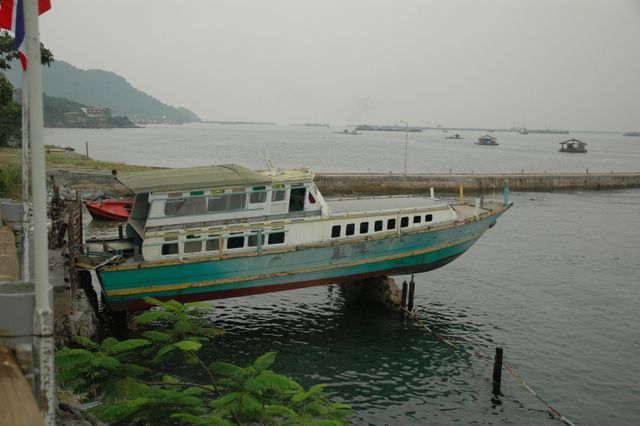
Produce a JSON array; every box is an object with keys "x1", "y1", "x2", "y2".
[
  {"x1": 333, "y1": 129, "x2": 362, "y2": 135},
  {"x1": 445, "y1": 133, "x2": 463, "y2": 140},
  {"x1": 85, "y1": 200, "x2": 133, "y2": 221},
  {"x1": 622, "y1": 132, "x2": 640, "y2": 137},
  {"x1": 519, "y1": 128, "x2": 528, "y2": 135},
  {"x1": 558, "y1": 139, "x2": 587, "y2": 153},
  {"x1": 475, "y1": 135, "x2": 499, "y2": 146}
]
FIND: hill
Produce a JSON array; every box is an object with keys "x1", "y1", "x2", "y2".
[{"x1": 4, "y1": 60, "x2": 201, "y2": 123}]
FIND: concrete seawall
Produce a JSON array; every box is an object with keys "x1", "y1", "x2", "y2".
[
  {"x1": 314, "y1": 172, "x2": 640, "y2": 195},
  {"x1": 48, "y1": 170, "x2": 640, "y2": 196}
]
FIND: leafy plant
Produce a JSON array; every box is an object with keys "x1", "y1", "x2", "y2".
[{"x1": 56, "y1": 298, "x2": 351, "y2": 425}]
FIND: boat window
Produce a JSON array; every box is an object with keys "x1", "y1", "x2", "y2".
[
  {"x1": 272, "y1": 189, "x2": 286, "y2": 202},
  {"x1": 228, "y1": 193, "x2": 247, "y2": 210},
  {"x1": 184, "y1": 240, "x2": 202, "y2": 253},
  {"x1": 268, "y1": 231, "x2": 285, "y2": 245},
  {"x1": 346, "y1": 223, "x2": 355, "y2": 236},
  {"x1": 250, "y1": 186, "x2": 267, "y2": 204},
  {"x1": 208, "y1": 193, "x2": 247, "y2": 212},
  {"x1": 289, "y1": 188, "x2": 306, "y2": 212},
  {"x1": 413, "y1": 216, "x2": 422, "y2": 224},
  {"x1": 165, "y1": 197, "x2": 206, "y2": 216},
  {"x1": 164, "y1": 198, "x2": 184, "y2": 216},
  {"x1": 227, "y1": 235, "x2": 245, "y2": 249},
  {"x1": 401, "y1": 217, "x2": 409, "y2": 228},
  {"x1": 360, "y1": 222, "x2": 369, "y2": 234},
  {"x1": 205, "y1": 236, "x2": 219, "y2": 251},
  {"x1": 161, "y1": 243, "x2": 179, "y2": 255},
  {"x1": 374, "y1": 220, "x2": 383, "y2": 232},
  {"x1": 387, "y1": 218, "x2": 396, "y2": 230},
  {"x1": 331, "y1": 225, "x2": 341, "y2": 238},
  {"x1": 425, "y1": 214, "x2": 433, "y2": 222},
  {"x1": 248, "y1": 232, "x2": 264, "y2": 247}
]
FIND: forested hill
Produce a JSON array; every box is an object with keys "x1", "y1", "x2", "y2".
[{"x1": 4, "y1": 60, "x2": 201, "y2": 123}]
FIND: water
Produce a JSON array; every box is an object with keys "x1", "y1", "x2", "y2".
[
  {"x1": 50, "y1": 125, "x2": 640, "y2": 425},
  {"x1": 45, "y1": 124, "x2": 640, "y2": 173}
]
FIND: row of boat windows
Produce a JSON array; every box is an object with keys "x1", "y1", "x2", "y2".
[
  {"x1": 160, "y1": 231, "x2": 286, "y2": 255},
  {"x1": 331, "y1": 213, "x2": 433, "y2": 238},
  {"x1": 163, "y1": 188, "x2": 289, "y2": 217}
]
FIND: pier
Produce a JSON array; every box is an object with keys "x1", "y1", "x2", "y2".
[
  {"x1": 314, "y1": 171, "x2": 640, "y2": 195},
  {"x1": 49, "y1": 170, "x2": 640, "y2": 196}
]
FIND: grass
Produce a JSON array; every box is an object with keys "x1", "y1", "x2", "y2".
[{"x1": 0, "y1": 146, "x2": 155, "y2": 200}]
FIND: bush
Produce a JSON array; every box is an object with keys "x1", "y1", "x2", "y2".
[{"x1": 56, "y1": 298, "x2": 351, "y2": 425}]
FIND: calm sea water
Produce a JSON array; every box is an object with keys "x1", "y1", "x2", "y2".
[{"x1": 55, "y1": 125, "x2": 640, "y2": 425}]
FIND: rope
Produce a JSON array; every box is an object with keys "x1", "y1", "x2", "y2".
[{"x1": 400, "y1": 306, "x2": 577, "y2": 426}]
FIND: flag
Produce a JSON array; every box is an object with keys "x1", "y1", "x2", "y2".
[{"x1": 0, "y1": 0, "x2": 51, "y2": 70}]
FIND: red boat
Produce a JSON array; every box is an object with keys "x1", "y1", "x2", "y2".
[{"x1": 85, "y1": 200, "x2": 133, "y2": 221}]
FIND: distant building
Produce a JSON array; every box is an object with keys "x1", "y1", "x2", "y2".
[{"x1": 81, "y1": 106, "x2": 111, "y2": 119}]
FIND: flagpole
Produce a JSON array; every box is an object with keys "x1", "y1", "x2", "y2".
[
  {"x1": 23, "y1": 0, "x2": 55, "y2": 424},
  {"x1": 21, "y1": 69, "x2": 30, "y2": 282}
]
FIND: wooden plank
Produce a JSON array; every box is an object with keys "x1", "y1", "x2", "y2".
[{"x1": 0, "y1": 346, "x2": 43, "y2": 426}]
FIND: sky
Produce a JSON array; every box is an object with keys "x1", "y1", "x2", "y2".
[{"x1": 38, "y1": 0, "x2": 640, "y2": 131}]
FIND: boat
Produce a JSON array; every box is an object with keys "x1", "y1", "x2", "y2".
[
  {"x1": 622, "y1": 132, "x2": 640, "y2": 137},
  {"x1": 85, "y1": 200, "x2": 133, "y2": 221},
  {"x1": 558, "y1": 139, "x2": 587, "y2": 153},
  {"x1": 475, "y1": 135, "x2": 499, "y2": 146},
  {"x1": 332, "y1": 129, "x2": 362, "y2": 135},
  {"x1": 445, "y1": 134, "x2": 463, "y2": 140},
  {"x1": 79, "y1": 164, "x2": 511, "y2": 311},
  {"x1": 519, "y1": 128, "x2": 528, "y2": 135}
]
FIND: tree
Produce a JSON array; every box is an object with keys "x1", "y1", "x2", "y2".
[{"x1": 0, "y1": 26, "x2": 54, "y2": 146}]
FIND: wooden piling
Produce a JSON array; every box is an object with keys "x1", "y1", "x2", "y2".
[
  {"x1": 400, "y1": 280, "x2": 408, "y2": 314},
  {"x1": 492, "y1": 347, "x2": 504, "y2": 399},
  {"x1": 407, "y1": 275, "x2": 416, "y2": 313}
]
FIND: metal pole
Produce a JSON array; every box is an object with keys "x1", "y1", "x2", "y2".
[
  {"x1": 24, "y1": 0, "x2": 56, "y2": 423},
  {"x1": 21, "y1": 72, "x2": 30, "y2": 281},
  {"x1": 400, "y1": 121, "x2": 408, "y2": 178}
]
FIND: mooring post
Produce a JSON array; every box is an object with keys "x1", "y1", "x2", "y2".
[
  {"x1": 503, "y1": 186, "x2": 510, "y2": 206},
  {"x1": 85, "y1": 141, "x2": 89, "y2": 159},
  {"x1": 430, "y1": 187, "x2": 435, "y2": 199},
  {"x1": 459, "y1": 184, "x2": 464, "y2": 204},
  {"x1": 408, "y1": 275, "x2": 416, "y2": 314},
  {"x1": 400, "y1": 280, "x2": 408, "y2": 315},
  {"x1": 492, "y1": 347, "x2": 504, "y2": 401},
  {"x1": 118, "y1": 223, "x2": 124, "y2": 240}
]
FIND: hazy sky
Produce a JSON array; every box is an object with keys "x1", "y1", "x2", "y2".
[{"x1": 39, "y1": 0, "x2": 640, "y2": 131}]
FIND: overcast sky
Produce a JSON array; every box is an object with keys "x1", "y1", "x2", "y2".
[{"x1": 39, "y1": 0, "x2": 640, "y2": 131}]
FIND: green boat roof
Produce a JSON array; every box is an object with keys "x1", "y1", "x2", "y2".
[{"x1": 117, "y1": 164, "x2": 274, "y2": 194}]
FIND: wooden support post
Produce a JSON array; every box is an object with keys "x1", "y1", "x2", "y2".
[
  {"x1": 85, "y1": 141, "x2": 89, "y2": 159},
  {"x1": 118, "y1": 224, "x2": 124, "y2": 240},
  {"x1": 459, "y1": 184, "x2": 464, "y2": 204},
  {"x1": 407, "y1": 275, "x2": 416, "y2": 313},
  {"x1": 492, "y1": 347, "x2": 504, "y2": 402},
  {"x1": 400, "y1": 280, "x2": 408, "y2": 315}
]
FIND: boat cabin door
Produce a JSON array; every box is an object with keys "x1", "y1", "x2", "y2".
[{"x1": 288, "y1": 187, "x2": 306, "y2": 212}]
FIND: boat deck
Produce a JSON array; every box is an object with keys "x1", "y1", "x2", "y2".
[{"x1": 327, "y1": 196, "x2": 447, "y2": 215}]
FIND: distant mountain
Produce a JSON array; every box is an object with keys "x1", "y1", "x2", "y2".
[{"x1": 4, "y1": 60, "x2": 201, "y2": 123}]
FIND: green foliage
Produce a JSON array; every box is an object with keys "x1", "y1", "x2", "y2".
[
  {"x1": 0, "y1": 162, "x2": 21, "y2": 199},
  {"x1": 0, "y1": 74, "x2": 20, "y2": 147},
  {"x1": 57, "y1": 299, "x2": 351, "y2": 425}
]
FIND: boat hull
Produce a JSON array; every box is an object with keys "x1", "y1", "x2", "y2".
[
  {"x1": 97, "y1": 209, "x2": 507, "y2": 311},
  {"x1": 85, "y1": 201, "x2": 132, "y2": 221}
]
